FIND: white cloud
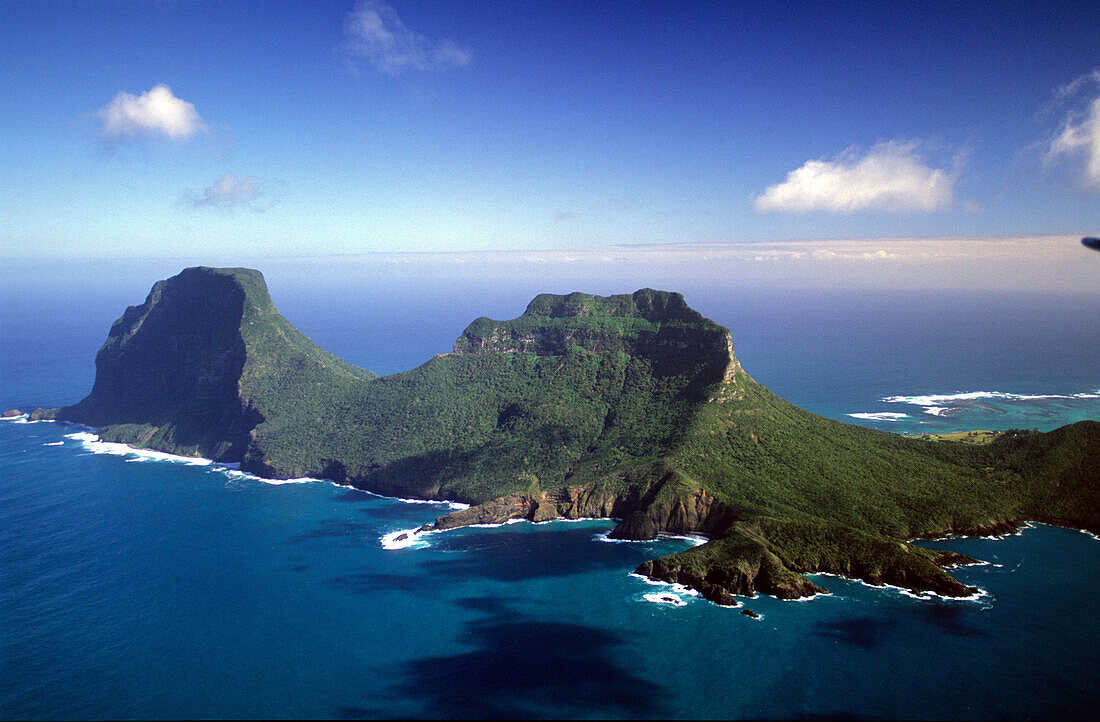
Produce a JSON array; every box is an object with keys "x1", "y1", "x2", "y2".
[
  {"x1": 97, "y1": 84, "x2": 206, "y2": 142},
  {"x1": 182, "y1": 173, "x2": 263, "y2": 210},
  {"x1": 345, "y1": 0, "x2": 472, "y2": 74},
  {"x1": 754, "y1": 141, "x2": 956, "y2": 213},
  {"x1": 1046, "y1": 70, "x2": 1100, "y2": 192}
]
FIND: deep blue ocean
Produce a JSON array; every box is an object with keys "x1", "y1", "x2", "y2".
[{"x1": 2, "y1": 259, "x2": 1099, "y2": 719}]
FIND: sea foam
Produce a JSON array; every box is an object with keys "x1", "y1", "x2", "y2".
[
  {"x1": 847, "y1": 412, "x2": 909, "y2": 422},
  {"x1": 66, "y1": 431, "x2": 214, "y2": 466},
  {"x1": 381, "y1": 527, "x2": 434, "y2": 550},
  {"x1": 629, "y1": 572, "x2": 703, "y2": 598},
  {"x1": 808, "y1": 571, "x2": 991, "y2": 604},
  {"x1": 49, "y1": 423, "x2": 469, "y2": 509},
  {"x1": 884, "y1": 388, "x2": 1100, "y2": 408}
]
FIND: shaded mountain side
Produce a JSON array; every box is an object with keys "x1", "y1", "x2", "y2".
[
  {"x1": 41, "y1": 266, "x2": 1100, "y2": 603},
  {"x1": 54, "y1": 267, "x2": 373, "y2": 461}
]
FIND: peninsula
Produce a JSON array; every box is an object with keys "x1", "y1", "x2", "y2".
[{"x1": 26, "y1": 267, "x2": 1100, "y2": 604}]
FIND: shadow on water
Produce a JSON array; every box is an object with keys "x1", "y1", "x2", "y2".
[
  {"x1": 327, "y1": 572, "x2": 437, "y2": 596},
  {"x1": 814, "y1": 602, "x2": 984, "y2": 650},
  {"x1": 354, "y1": 503, "x2": 450, "y2": 525},
  {"x1": 288, "y1": 519, "x2": 375, "y2": 543},
  {"x1": 338, "y1": 596, "x2": 669, "y2": 719},
  {"x1": 454, "y1": 595, "x2": 528, "y2": 615},
  {"x1": 813, "y1": 616, "x2": 897, "y2": 649},
  {"x1": 787, "y1": 713, "x2": 883, "y2": 720},
  {"x1": 331, "y1": 488, "x2": 376, "y2": 503},
  {"x1": 416, "y1": 528, "x2": 630, "y2": 583},
  {"x1": 910, "y1": 602, "x2": 985, "y2": 638}
]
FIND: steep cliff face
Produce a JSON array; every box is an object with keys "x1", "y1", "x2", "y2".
[
  {"x1": 49, "y1": 266, "x2": 1100, "y2": 604},
  {"x1": 59, "y1": 268, "x2": 258, "y2": 460},
  {"x1": 453, "y1": 289, "x2": 742, "y2": 388},
  {"x1": 58, "y1": 267, "x2": 372, "y2": 461},
  {"x1": 428, "y1": 471, "x2": 738, "y2": 536}
]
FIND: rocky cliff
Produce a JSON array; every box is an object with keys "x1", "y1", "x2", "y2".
[
  {"x1": 455, "y1": 289, "x2": 740, "y2": 370},
  {"x1": 57, "y1": 266, "x2": 372, "y2": 461},
  {"x1": 45, "y1": 267, "x2": 1100, "y2": 604}
]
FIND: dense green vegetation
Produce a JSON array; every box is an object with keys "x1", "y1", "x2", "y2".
[{"x1": 51, "y1": 267, "x2": 1100, "y2": 603}]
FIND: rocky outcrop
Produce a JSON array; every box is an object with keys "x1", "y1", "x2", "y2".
[
  {"x1": 912, "y1": 519, "x2": 1022, "y2": 540},
  {"x1": 53, "y1": 268, "x2": 262, "y2": 460},
  {"x1": 634, "y1": 519, "x2": 981, "y2": 602},
  {"x1": 41, "y1": 266, "x2": 1100, "y2": 607},
  {"x1": 453, "y1": 289, "x2": 739, "y2": 374},
  {"x1": 50, "y1": 267, "x2": 371, "y2": 464},
  {"x1": 427, "y1": 475, "x2": 739, "y2": 538},
  {"x1": 609, "y1": 511, "x2": 658, "y2": 540},
  {"x1": 637, "y1": 550, "x2": 826, "y2": 603}
]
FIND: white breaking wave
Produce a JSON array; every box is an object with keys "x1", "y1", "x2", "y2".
[
  {"x1": 381, "y1": 527, "x2": 434, "y2": 550},
  {"x1": 394, "y1": 496, "x2": 470, "y2": 510},
  {"x1": 467, "y1": 519, "x2": 527, "y2": 528},
  {"x1": 809, "y1": 571, "x2": 990, "y2": 604},
  {"x1": 65, "y1": 431, "x2": 214, "y2": 466},
  {"x1": 675, "y1": 533, "x2": 710, "y2": 547},
  {"x1": 884, "y1": 389, "x2": 1100, "y2": 407},
  {"x1": 848, "y1": 412, "x2": 909, "y2": 422},
  {"x1": 534, "y1": 515, "x2": 603, "y2": 524},
  {"x1": 254, "y1": 476, "x2": 320, "y2": 485},
  {"x1": 219, "y1": 467, "x2": 300, "y2": 487},
  {"x1": 643, "y1": 592, "x2": 687, "y2": 606},
  {"x1": 778, "y1": 590, "x2": 830, "y2": 602},
  {"x1": 595, "y1": 529, "x2": 709, "y2": 545},
  {"x1": 594, "y1": 530, "x2": 630, "y2": 544},
  {"x1": 12, "y1": 420, "x2": 476, "y2": 554},
  {"x1": 628, "y1": 572, "x2": 703, "y2": 599},
  {"x1": 1, "y1": 414, "x2": 45, "y2": 424},
  {"x1": 63, "y1": 431, "x2": 334, "y2": 486}
]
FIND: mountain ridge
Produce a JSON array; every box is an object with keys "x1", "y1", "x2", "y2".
[{"x1": 28, "y1": 266, "x2": 1100, "y2": 605}]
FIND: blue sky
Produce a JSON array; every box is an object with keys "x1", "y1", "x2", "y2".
[{"x1": 1, "y1": 0, "x2": 1098, "y2": 260}]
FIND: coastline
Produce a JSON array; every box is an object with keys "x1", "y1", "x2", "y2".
[
  {"x1": 2, "y1": 412, "x2": 469, "y2": 504},
  {"x1": 6, "y1": 412, "x2": 1096, "y2": 610}
]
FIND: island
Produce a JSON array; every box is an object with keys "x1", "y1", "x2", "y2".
[{"x1": 24, "y1": 266, "x2": 1100, "y2": 604}]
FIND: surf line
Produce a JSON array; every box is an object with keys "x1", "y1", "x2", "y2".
[{"x1": 19, "y1": 419, "x2": 469, "y2": 509}]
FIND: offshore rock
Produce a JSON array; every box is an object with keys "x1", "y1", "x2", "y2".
[{"x1": 609, "y1": 510, "x2": 659, "y2": 540}]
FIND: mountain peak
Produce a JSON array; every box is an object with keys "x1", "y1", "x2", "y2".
[
  {"x1": 58, "y1": 266, "x2": 371, "y2": 461},
  {"x1": 46, "y1": 266, "x2": 1099, "y2": 604},
  {"x1": 521, "y1": 288, "x2": 702, "y2": 325},
  {"x1": 454, "y1": 288, "x2": 734, "y2": 369}
]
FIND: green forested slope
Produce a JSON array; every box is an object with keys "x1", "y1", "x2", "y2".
[{"x1": 48, "y1": 267, "x2": 1100, "y2": 603}]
